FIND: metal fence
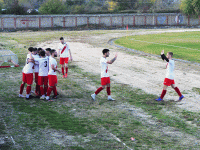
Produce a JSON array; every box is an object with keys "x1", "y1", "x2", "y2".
[{"x1": 0, "y1": 13, "x2": 200, "y2": 30}]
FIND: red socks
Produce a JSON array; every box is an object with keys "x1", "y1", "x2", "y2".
[
  {"x1": 53, "y1": 86, "x2": 57, "y2": 96},
  {"x1": 20, "y1": 83, "x2": 25, "y2": 94},
  {"x1": 160, "y1": 90, "x2": 167, "y2": 99},
  {"x1": 95, "y1": 87, "x2": 104, "y2": 95},
  {"x1": 174, "y1": 87, "x2": 182, "y2": 97},
  {"x1": 47, "y1": 87, "x2": 53, "y2": 96},
  {"x1": 26, "y1": 86, "x2": 31, "y2": 94},
  {"x1": 44, "y1": 86, "x2": 48, "y2": 95},
  {"x1": 62, "y1": 67, "x2": 64, "y2": 75},
  {"x1": 65, "y1": 67, "x2": 68, "y2": 74},
  {"x1": 40, "y1": 86, "x2": 44, "y2": 96},
  {"x1": 107, "y1": 87, "x2": 111, "y2": 95}
]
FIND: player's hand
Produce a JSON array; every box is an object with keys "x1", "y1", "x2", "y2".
[
  {"x1": 58, "y1": 70, "x2": 61, "y2": 74},
  {"x1": 161, "y1": 50, "x2": 164, "y2": 55},
  {"x1": 70, "y1": 56, "x2": 73, "y2": 62}
]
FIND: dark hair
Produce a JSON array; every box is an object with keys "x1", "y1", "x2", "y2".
[
  {"x1": 60, "y1": 37, "x2": 64, "y2": 40},
  {"x1": 102, "y1": 49, "x2": 109, "y2": 54},
  {"x1": 50, "y1": 49, "x2": 56, "y2": 54},
  {"x1": 28, "y1": 47, "x2": 34, "y2": 52},
  {"x1": 38, "y1": 48, "x2": 43, "y2": 51},
  {"x1": 39, "y1": 50, "x2": 46, "y2": 57},
  {"x1": 168, "y1": 52, "x2": 173, "y2": 57},
  {"x1": 45, "y1": 48, "x2": 51, "y2": 52}
]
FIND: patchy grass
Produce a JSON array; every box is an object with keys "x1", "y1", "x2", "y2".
[
  {"x1": 0, "y1": 30, "x2": 200, "y2": 149},
  {"x1": 115, "y1": 31, "x2": 200, "y2": 63}
]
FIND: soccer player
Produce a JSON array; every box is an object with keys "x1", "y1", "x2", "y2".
[
  {"x1": 19, "y1": 47, "x2": 36, "y2": 99},
  {"x1": 32, "y1": 48, "x2": 40, "y2": 96},
  {"x1": 91, "y1": 49, "x2": 117, "y2": 101},
  {"x1": 156, "y1": 50, "x2": 184, "y2": 101},
  {"x1": 30, "y1": 50, "x2": 49, "y2": 100},
  {"x1": 46, "y1": 49, "x2": 61, "y2": 101},
  {"x1": 58, "y1": 37, "x2": 72, "y2": 78}
]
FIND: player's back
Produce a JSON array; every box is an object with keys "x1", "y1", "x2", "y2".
[
  {"x1": 23, "y1": 54, "x2": 34, "y2": 74},
  {"x1": 38, "y1": 57, "x2": 49, "y2": 76}
]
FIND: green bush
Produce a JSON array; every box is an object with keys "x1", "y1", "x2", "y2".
[
  {"x1": 39, "y1": 0, "x2": 66, "y2": 14},
  {"x1": 180, "y1": 0, "x2": 200, "y2": 16}
]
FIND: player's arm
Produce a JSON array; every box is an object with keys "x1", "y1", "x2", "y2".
[
  {"x1": 107, "y1": 53, "x2": 118, "y2": 64},
  {"x1": 161, "y1": 50, "x2": 169, "y2": 62},
  {"x1": 51, "y1": 64, "x2": 61, "y2": 74},
  {"x1": 28, "y1": 52, "x2": 35, "y2": 63}
]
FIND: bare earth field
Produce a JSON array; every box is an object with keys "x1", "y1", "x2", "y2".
[{"x1": 38, "y1": 28, "x2": 200, "y2": 112}]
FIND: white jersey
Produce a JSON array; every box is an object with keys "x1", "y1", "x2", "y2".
[
  {"x1": 100, "y1": 57, "x2": 109, "y2": 78},
  {"x1": 48, "y1": 56, "x2": 57, "y2": 75},
  {"x1": 166, "y1": 59, "x2": 175, "y2": 79},
  {"x1": 22, "y1": 54, "x2": 34, "y2": 74},
  {"x1": 32, "y1": 54, "x2": 39, "y2": 73},
  {"x1": 34, "y1": 57, "x2": 49, "y2": 76},
  {"x1": 58, "y1": 42, "x2": 70, "y2": 58}
]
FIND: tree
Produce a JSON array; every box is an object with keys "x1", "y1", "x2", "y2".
[
  {"x1": 180, "y1": 0, "x2": 200, "y2": 16},
  {"x1": 112, "y1": 0, "x2": 138, "y2": 11},
  {"x1": 39, "y1": 0, "x2": 66, "y2": 14}
]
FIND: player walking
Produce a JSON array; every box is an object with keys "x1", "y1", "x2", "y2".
[
  {"x1": 156, "y1": 50, "x2": 184, "y2": 101},
  {"x1": 19, "y1": 47, "x2": 36, "y2": 99},
  {"x1": 58, "y1": 37, "x2": 72, "y2": 78},
  {"x1": 46, "y1": 49, "x2": 61, "y2": 101},
  {"x1": 91, "y1": 49, "x2": 117, "y2": 101},
  {"x1": 30, "y1": 50, "x2": 49, "y2": 100}
]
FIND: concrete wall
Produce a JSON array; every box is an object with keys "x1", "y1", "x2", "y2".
[{"x1": 0, "y1": 13, "x2": 199, "y2": 30}]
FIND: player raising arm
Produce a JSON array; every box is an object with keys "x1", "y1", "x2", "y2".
[
  {"x1": 156, "y1": 50, "x2": 184, "y2": 101},
  {"x1": 91, "y1": 49, "x2": 117, "y2": 101},
  {"x1": 46, "y1": 49, "x2": 61, "y2": 101}
]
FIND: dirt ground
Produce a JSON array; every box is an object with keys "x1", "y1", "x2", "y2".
[{"x1": 37, "y1": 28, "x2": 200, "y2": 112}]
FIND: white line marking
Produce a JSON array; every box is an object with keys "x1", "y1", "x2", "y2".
[
  {"x1": 10, "y1": 136, "x2": 15, "y2": 145},
  {"x1": 110, "y1": 133, "x2": 133, "y2": 150},
  {"x1": 131, "y1": 38, "x2": 200, "y2": 51}
]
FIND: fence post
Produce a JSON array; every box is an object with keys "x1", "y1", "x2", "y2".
[
  {"x1": 75, "y1": 17, "x2": 77, "y2": 27},
  {"x1": 63, "y1": 17, "x2": 65, "y2": 28},
  {"x1": 14, "y1": 18, "x2": 16, "y2": 29},
  {"x1": 39, "y1": 17, "x2": 41, "y2": 28},
  {"x1": 133, "y1": 16, "x2": 135, "y2": 26},
  {"x1": 1, "y1": 18, "x2": 3, "y2": 30},
  {"x1": 26, "y1": 17, "x2": 29, "y2": 28},
  {"x1": 188, "y1": 15, "x2": 190, "y2": 26},
  {"x1": 166, "y1": 15, "x2": 168, "y2": 26},
  {"x1": 122, "y1": 16, "x2": 124, "y2": 27},
  {"x1": 110, "y1": 16, "x2": 112, "y2": 27},
  {"x1": 51, "y1": 17, "x2": 53, "y2": 27}
]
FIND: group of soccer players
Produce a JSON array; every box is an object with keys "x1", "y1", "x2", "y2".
[
  {"x1": 19, "y1": 37, "x2": 72, "y2": 101},
  {"x1": 19, "y1": 36, "x2": 184, "y2": 102}
]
